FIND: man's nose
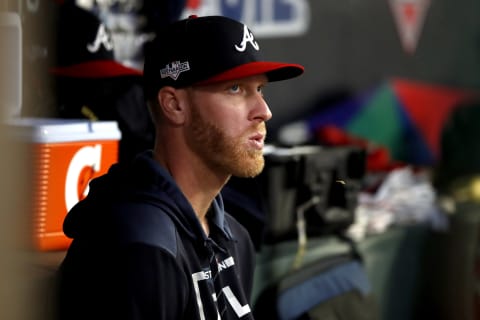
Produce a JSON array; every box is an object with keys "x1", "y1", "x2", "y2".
[{"x1": 251, "y1": 95, "x2": 272, "y2": 122}]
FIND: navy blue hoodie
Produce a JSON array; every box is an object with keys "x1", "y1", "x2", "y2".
[{"x1": 56, "y1": 151, "x2": 256, "y2": 320}]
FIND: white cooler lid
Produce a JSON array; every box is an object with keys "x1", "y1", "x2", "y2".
[{"x1": 6, "y1": 118, "x2": 122, "y2": 143}]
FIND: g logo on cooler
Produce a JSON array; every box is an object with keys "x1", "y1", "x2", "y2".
[{"x1": 64, "y1": 144, "x2": 102, "y2": 211}]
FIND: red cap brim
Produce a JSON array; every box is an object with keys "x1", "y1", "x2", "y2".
[
  {"x1": 196, "y1": 61, "x2": 304, "y2": 85},
  {"x1": 50, "y1": 60, "x2": 143, "y2": 78}
]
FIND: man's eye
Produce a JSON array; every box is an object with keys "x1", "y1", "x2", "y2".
[{"x1": 229, "y1": 84, "x2": 240, "y2": 93}]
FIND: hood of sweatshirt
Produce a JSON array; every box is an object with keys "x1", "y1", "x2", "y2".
[{"x1": 63, "y1": 151, "x2": 234, "y2": 243}]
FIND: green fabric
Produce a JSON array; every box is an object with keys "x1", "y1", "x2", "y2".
[{"x1": 347, "y1": 84, "x2": 405, "y2": 159}]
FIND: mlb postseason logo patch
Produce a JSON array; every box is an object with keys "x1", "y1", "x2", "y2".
[{"x1": 160, "y1": 61, "x2": 191, "y2": 80}]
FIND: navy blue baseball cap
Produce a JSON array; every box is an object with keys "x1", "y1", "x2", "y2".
[
  {"x1": 143, "y1": 15, "x2": 304, "y2": 99},
  {"x1": 50, "y1": 3, "x2": 142, "y2": 78}
]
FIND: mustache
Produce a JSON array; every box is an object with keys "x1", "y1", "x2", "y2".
[{"x1": 248, "y1": 123, "x2": 267, "y2": 136}]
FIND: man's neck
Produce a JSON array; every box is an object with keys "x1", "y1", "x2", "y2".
[{"x1": 153, "y1": 145, "x2": 228, "y2": 235}]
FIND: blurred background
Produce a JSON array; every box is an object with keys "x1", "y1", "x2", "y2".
[{"x1": 1, "y1": 0, "x2": 480, "y2": 319}]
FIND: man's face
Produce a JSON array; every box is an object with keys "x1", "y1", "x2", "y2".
[{"x1": 184, "y1": 74, "x2": 271, "y2": 178}]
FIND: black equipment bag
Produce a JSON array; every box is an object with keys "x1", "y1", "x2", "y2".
[{"x1": 223, "y1": 145, "x2": 366, "y2": 247}]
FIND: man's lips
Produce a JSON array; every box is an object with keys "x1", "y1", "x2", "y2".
[{"x1": 248, "y1": 132, "x2": 266, "y2": 150}]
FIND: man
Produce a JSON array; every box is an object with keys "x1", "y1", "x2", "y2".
[{"x1": 56, "y1": 15, "x2": 304, "y2": 320}]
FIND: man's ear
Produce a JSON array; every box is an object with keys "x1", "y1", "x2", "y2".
[{"x1": 157, "y1": 86, "x2": 186, "y2": 125}]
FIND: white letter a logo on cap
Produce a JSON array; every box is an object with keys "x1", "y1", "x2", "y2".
[
  {"x1": 87, "y1": 24, "x2": 114, "y2": 53},
  {"x1": 235, "y1": 25, "x2": 259, "y2": 52}
]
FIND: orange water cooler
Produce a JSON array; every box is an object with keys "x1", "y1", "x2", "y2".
[{"x1": 8, "y1": 118, "x2": 121, "y2": 251}]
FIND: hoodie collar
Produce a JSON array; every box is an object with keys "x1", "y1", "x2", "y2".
[
  {"x1": 134, "y1": 151, "x2": 235, "y2": 242},
  {"x1": 209, "y1": 196, "x2": 234, "y2": 240}
]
